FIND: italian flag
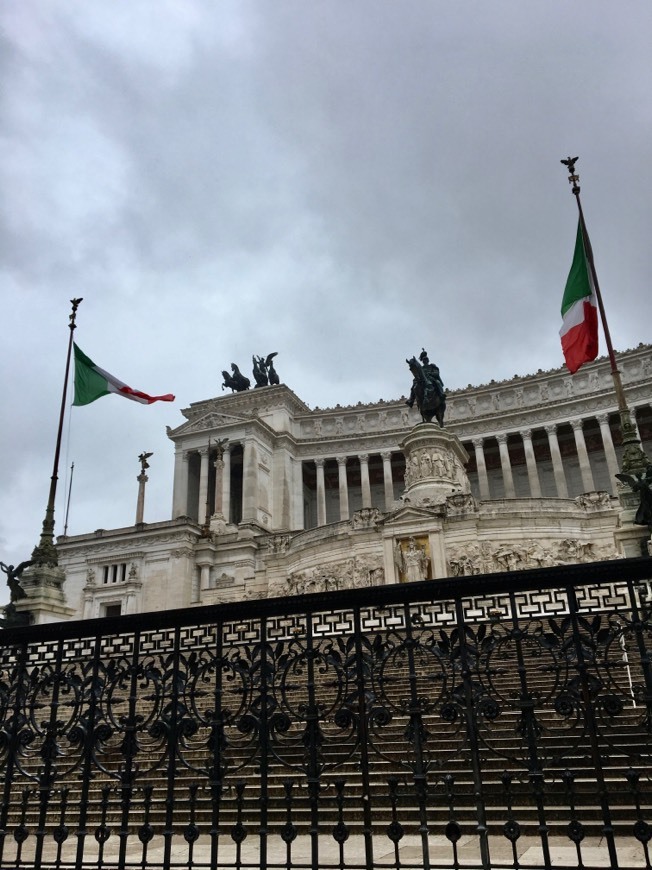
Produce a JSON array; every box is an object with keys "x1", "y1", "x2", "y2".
[
  {"x1": 73, "y1": 344, "x2": 175, "y2": 406},
  {"x1": 559, "y1": 221, "x2": 599, "y2": 374}
]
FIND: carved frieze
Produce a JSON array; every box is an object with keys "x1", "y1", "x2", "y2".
[
  {"x1": 270, "y1": 555, "x2": 384, "y2": 597},
  {"x1": 404, "y1": 446, "x2": 465, "y2": 489},
  {"x1": 446, "y1": 538, "x2": 620, "y2": 577}
]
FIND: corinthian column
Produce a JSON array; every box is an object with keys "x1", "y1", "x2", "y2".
[
  {"x1": 359, "y1": 454, "x2": 372, "y2": 508},
  {"x1": 213, "y1": 454, "x2": 225, "y2": 517},
  {"x1": 197, "y1": 447, "x2": 210, "y2": 524},
  {"x1": 496, "y1": 434, "x2": 515, "y2": 498},
  {"x1": 222, "y1": 444, "x2": 232, "y2": 522},
  {"x1": 381, "y1": 451, "x2": 394, "y2": 511},
  {"x1": 172, "y1": 450, "x2": 189, "y2": 518},
  {"x1": 545, "y1": 424, "x2": 568, "y2": 498},
  {"x1": 597, "y1": 414, "x2": 619, "y2": 493},
  {"x1": 571, "y1": 419, "x2": 595, "y2": 493},
  {"x1": 472, "y1": 438, "x2": 490, "y2": 501},
  {"x1": 315, "y1": 458, "x2": 326, "y2": 526},
  {"x1": 521, "y1": 429, "x2": 541, "y2": 498},
  {"x1": 336, "y1": 456, "x2": 350, "y2": 520}
]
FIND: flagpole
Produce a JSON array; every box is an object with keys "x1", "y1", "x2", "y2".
[
  {"x1": 63, "y1": 461, "x2": 75, "y2": 537},
  {"x1": 561, "y1": 158, "x2": 647, "y2": 473},
  {"x1": 32, "y1": 298, "x2": 83, "y2": 566}
]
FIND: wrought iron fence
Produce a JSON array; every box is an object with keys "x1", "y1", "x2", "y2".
[{"x1": 1, "y1": 557, "x2": 652, "y2": 869}]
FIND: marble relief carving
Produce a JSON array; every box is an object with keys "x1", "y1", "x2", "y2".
[
  {"x1": 404, "y1": 447, "x2": 462, "y2": 488},
  {"x1": 447, "y1": 538, "x2": 620, "y2": 577},
  {"x1": 271, "y1": 555, "x2": 384, "y2": 597}
]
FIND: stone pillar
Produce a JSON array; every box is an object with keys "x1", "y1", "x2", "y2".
[
  {"x1": 336, "y1": 456, "x2": 350, "y2": 521},
  {"x1": 213, "y1": 455, "x2": 224, "y2": 516},
  {"x1": 496, "y1": 434, "x2": 515, "y2": 498},
  {"x1": 472, "y1": 438, "x2": 490, "y2": 501},
  {"x1": 571, "y1": 418, "x2": 595, "y2": 493},
  {"x1": 172, "y1": 451, "x2": 189, "y2": 518},
  {"x1": 545, "y1": 424, "x2": 569, "y2": 498},
  {"x1": 381, "y1": 451, "x2": 394, "y2": 511},
  {"x1": 199, "y1": 563, "x2": 211, "y2": 592},
  {"x1": 597, "y1": 414, "x2": 619, "y2": 493},
  {"x1": 521, "y1": 429, "x2": 542, "y2": 498},
  {"x1": 242, "y1": 439, "x2": 258, "y2": 523},
  {"x1": 315, "y1": 458, "x2": 327, "y2": 526},
  {"x1": 222, "y1": 445, "x2": 232, "y2": 522},
  {"x1": 135, "y1": 471, "x2": 148, "y2": 524},
  {"x1": 197, "y1": 447, "x2": 210, "y2": 525},
  {"x1": 359, "y1": 453, "x2": 372, "y2": 508},
  {"x1": 294, "y1": 459, "x2": 305, "y2": 530}
]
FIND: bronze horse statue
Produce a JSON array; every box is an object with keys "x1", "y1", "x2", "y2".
[
  {"x1": 222, "y1": 364, "x2": 250, "y2": 392},
  {"x1": 406, "y1": 356, "x2": 446, "y2": 426}
]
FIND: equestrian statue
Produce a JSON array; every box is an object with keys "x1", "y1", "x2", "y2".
[{"x1": 406, "y1": 349, "x2": 446, "y2": 426}]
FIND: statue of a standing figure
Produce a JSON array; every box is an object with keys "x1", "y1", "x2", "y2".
[
  {"x1": 617, "y1": 465, "x2": 652, "y2": 528},
  {"x1": 394, "y1": 538, "x2": 429, "y2": 582},
  {"x1": 252, "y1": 352, "x2": 279, "y2": 388},
  {"x1": 406, "y1": 349, "x2": 446, "y2": 426},
  {"x1": 1, "y1": 560, "x2": 32, "y2": 602}
]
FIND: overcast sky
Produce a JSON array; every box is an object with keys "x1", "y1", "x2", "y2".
[{"x1": 1, "y1": 1, "x2": 651, "y2": 604}]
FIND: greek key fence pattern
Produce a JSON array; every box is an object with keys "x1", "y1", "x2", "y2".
[{"x1": 1, "y1": 557, "x2": 652, "y2": 869}]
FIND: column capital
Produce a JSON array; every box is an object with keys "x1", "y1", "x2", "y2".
[
  {"x1": 358, "y1": 453, "x2": 369, "y2": 464},
  {"x1": 520, "y1": 428, "x2": 532, "y2": 440},
  {"x1": 197, "y1": 446, "x2": 209, "y2": 457},
  {"x1": 471, "y1": 437, "x2": 484, "y2": 449},
  {"x1": 380, "y1": 451, "x2": 393, "y2": 462},
  {"x1": 496, "y1": 433, "x2": 508, "y2": 446},
  {"x1": 336, "y1": 455, "x2": 348, "y2": 467},
  {"x1": 570, "y1": 418, "x2": 584, "y2": 432},
  {"x1": 545, "y1": 424, "x2": 558, "y2": 436},
  {"x1": 597, "y1": 412, "x2": 611, "y2": 426},
  {"x1": 314, "y1": 457, "x2": 326, "y2": 468}
]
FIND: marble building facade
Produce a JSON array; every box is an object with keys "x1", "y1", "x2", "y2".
[{"x1": 51, "y1": 345, "x2": 652, "y2": 623}]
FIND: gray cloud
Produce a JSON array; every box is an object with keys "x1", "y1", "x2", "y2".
[{"x1": 1, "y1": 1, "x2": 651, "y2": 600}]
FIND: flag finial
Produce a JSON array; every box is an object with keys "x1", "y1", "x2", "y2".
[{"x1": 561, "y1": 156, "x2": 580, "y2": 194}]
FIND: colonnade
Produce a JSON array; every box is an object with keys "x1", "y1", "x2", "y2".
[
  {"x1": 173, "y1": 443, "x2": 235, "y2": 524},
  {"x1": 313, "y1": 451, "x2": 397, "y2": 525},
  {"x1": 467, "y1": 411, "x2": 637, "y2": 500},
  {"x1": 171, "y1": 406, "x2": 649, "y2": 529}
]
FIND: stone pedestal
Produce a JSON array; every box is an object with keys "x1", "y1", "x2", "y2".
[
  {"x1": 400, "y1": 423, "x2": 470, "y2": 507},
  {"x1": 12, "y1": 564, "x2": 76, "y2": 625}
]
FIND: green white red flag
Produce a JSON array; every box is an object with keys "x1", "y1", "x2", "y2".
[
  {"x1": 559, "y1": 221, "x2": 599, "y2": 374},
  {"x1": 73, "y1": 344, "x2": 175, "y2": 406}
]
